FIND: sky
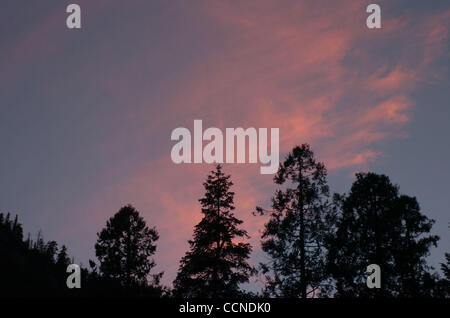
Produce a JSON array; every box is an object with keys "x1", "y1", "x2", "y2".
[{"x1": 0, "y1": 0, "x2": 449, "y2": 289}]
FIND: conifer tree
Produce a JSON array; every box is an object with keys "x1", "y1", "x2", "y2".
[
  {"x1": 56, "y1": 245, "x2": 70, "y2": 268},
  {"x1": 327, "y1": 172, "x2": 440, "y2": 297},
  {"x1": 95, "y1": 205, "x2": 160, "y2": 287},
  {"x1": 442, "y1": 253, "x2": 450, "y2": 281},
  {"x1": 255, "y1": 144, "x2": 332, "y2": 298},
  {"x1": 173, "y1": 165, "x2": 255, "y2": 297}
]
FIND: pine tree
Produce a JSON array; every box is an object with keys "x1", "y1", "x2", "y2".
[
  {"x1": 12, "y1": 215, "x2": 23, "y2": 241},
  {"x1": 0, "y1": 213, "x2": 77, "y2": 296},
  {"x1": 56, "y1": 245, "x2": 70, "y2": 268},
  {"x1": 173, "y1": 165, "x2": 255, "y2": 297},
  {"x1": 327, "y1": 172, "x2": 440, "y2": 297},
  {"x1": 443, "y1": 253, "x2": 450, "y2": 281},
  {"x1": 255, "y1": 144, "x2": 331, "y2": 298},
  {"x1": 95, "y1": 205, "x2": 160, "y2": 287},
  {"x1": 45, "y1": 241, "x2": 58, "y2": 263},
  {"x1": 442, "y1": 225, "x2": 450, "y2": 283}
]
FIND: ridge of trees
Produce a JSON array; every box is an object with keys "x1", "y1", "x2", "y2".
[{"x1": 0, "y1": 144, "x2": 448, "y2": 298}]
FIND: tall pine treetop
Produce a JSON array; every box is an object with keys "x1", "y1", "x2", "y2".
[
  {"x1": 174, "y1": 165, "x2": 255, "y2": 298},
  {"x1": 257, "y1": 144, "x2": 332, "y2": 298}
]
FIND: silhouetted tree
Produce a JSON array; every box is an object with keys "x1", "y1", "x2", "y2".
[
  {"x1": 95, "y1": 205, "x2": 161, "y2": 288},
  {"x1": 56, "y1": 245, "x2": 70, "y2": 269},
  {"x1": 435, "y1": 224, "x2": 450, "y2": 297},
  {"x1": 327, "y1": 173, "x2": 440, "y2": 297},
  {"x1": 255, "y1": 144, "x2": 332, "y2": 298},
  {"x1": 434, "y1": 253, "x2": 450, "y2": 297},
  {"x1": 173, "y1": 165, "x2": 255, "y2": 297},
  {"x1": 0, "y1": 212, "x2": 78, "y2": 297},
  {"x1": 44, "y1": 240, "x2": 58, "y2": 262},
  {"x1": 442, "y1": 253, "x2": 450, "y2": 281}
]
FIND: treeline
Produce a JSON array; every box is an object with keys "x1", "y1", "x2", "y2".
[
  {"x1": 0, "y1": 144, "x2": 449, "y2": 298},
  {"x1": 0, "y1": 213, "x2": 71, "y2": 297}
]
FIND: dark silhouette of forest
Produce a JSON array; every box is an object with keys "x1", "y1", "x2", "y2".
[{"x1": 0, "y1": 144, "x2": 449, "y2": 298}]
